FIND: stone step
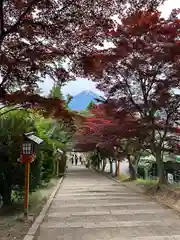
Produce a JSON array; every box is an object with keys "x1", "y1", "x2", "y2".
[
  {"x1": 51, "y1": 201, "x2": 157, "y2": 208},
  {"x1": 60, "y1": 188, "x2": 126, "y2": 192},
  {"x1": 61, "y1": 184, "x2": 120, "y2": 187},
  {"x1": 58, "y1": 190, "x2": 134, "y2": 195},
  {"x1": 41, "y1": 220, "x2": 179, "y2": 229},
  {"x1": 132, "y1": 236, "x2": 180, "y2": 240},
  {"x1": 53, "y1": 197, "x2": 147, "y2": 204},
  {"x1": 47, "y1": 208, "x2": 175, "y2": 217},
  {"x1": 56, "y1": 192, "x2": 138, "y2": 197},
  {"x1": 61, "y1": 183, "x2": 119, "y2": 186},
  {"x1": 45, "y1": 211, "x2": 179, "y2": 222},
  {"x1": 36, "y1": 225, "x2": 180, "y2": 240},
  {"x1": 35, "y1": 166, "x2": 180, "y2": 240},
  {"x1": 36, "y1": 235, "x2": 180, "y2": 240},
  {"x1": 55, "y1": 195, "x2": 144, "y2": 201},
  {"x1": 48, "y1": 202, "x2": 161, "y2": 213},
  {"x1": 60, "y1": 184, "x2": 125, "y2": 187}
]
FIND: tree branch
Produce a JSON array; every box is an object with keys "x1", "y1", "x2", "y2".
[
  {"x1": 6, "y1": 0, "x2": 37, "y2": 33},
  {"x1": 0, "y1": 103, "x2": 31, "y2": 117},
  {"x1": 0, "y1": 0, "x2": 4, "y2": 36},
  {"x1": 0, "y1": 0, "x2": 76, "y2": 47},
  {"x1": 0, "y1": 0, "x2": 38, "y2": 47}
]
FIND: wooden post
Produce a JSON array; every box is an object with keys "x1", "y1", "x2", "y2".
[
  {"x1": 24, "y1": 161, "x2": 30, "y2": 219},
  {"x1": 117, "y1": 160, "x2": 120, "y2": 178}
]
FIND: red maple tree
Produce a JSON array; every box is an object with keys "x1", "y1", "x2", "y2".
[
  {"x1": 74, "y1": 103, "x2": 143, "y2": 178},
  {"x1": 79, "y1": 9, "x2": 180, "y2": 183},
  {"x1": 1, "y1": 0, "x2": 163, "y2": 90},
  {"x1": 0, "y1": 0, "x2": 163, "y2": 119},
  {"x1": 0, "y1": 0, "x2": 113, "y2": 118}
]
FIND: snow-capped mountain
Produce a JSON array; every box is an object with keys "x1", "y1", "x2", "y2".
[{"x1": 68, "y1": 90, "x2": 103, "y2": 111}]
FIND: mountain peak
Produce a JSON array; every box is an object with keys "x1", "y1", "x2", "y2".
[
  {"x1": 68, "y1": 90, "x2": 101, "y2": 111},
  {"x1": 81, "y1": 90, "x2": 94, "y2": 94}
]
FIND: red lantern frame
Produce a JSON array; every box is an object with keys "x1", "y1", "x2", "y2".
[{"x1": 18, "y1": 153, "x2": 36, "y2": 163}]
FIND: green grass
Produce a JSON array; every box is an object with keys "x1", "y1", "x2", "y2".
[
  {"x1": 136, "y1": 178, "x2": 158, "y2": 186},
  {"x1": 119, "y1": 174, "x2": 129, "y2": 181},
  {"x1": 119, "y1": 174, "x2": 158, "y2": 186},
  {"x1": 2, "y1": 178, "x2": 59, "y2": 216},
  {"x1": 29, "y1": 178, "x2": 58, "y2": 208},
  {"x1": 0, "y1": 178, "x2": 59, "y2": 240}
]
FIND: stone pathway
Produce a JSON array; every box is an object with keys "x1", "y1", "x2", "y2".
[{"x1": 35, "y1": 165, "x2": 180, "y2": 240}]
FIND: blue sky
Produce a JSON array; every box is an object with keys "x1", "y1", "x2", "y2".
[
  {"x1": 40, "y1": 0, "x2": 180, "y2": 97},
  {"x1": 39, "y1": 76, "x2": 103, "y2": 97}
]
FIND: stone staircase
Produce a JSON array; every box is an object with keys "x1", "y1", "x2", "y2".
[{"x1": 35, "y1": 165, "x2": 180, "y2": 240}]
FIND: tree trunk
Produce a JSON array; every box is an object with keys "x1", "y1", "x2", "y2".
[
  {"x1": 2, "y1": 184, "x2": 12, "y2": 206},
  {"x1": 56, "y1": 160, "x2": 59, "y2": 177},
  {"x1": 97, "y1": 152, "x2": 101, "y2": 170},
  {"x1": 114, "y1": 160, "x2": 118, "y2": 177},
  {"x1": 58, "y1": 153, "x2": 67, "y2": 176},
  {"x1": 109, "y1": 158, "x2": 113, "y2": 174},
  {"x1": 134, "y1": 155, "x2": 141, "y2": 173},
  {"x1": 156, "y1": 152, "x2": 166, "y2": 184},
  {"x1": 102, "y1": 159, "x2": 107, "y2": 172},
  {"x1": 127, "y1": 155, "x2": 137, "y2": 180},
  {"x1": 116, "y1": 160, "x2": 120, "y2": 178},
  {"x1": 3, "y1": 165, "x2": 13, "y2": 206}
]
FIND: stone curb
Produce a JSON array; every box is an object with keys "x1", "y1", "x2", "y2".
[
  {"x1": 23, "y1": 176, "x2": 64, "y2": 240},
  {"x1": 91, "y1": 167, "x2": 180, "y2": 215}
]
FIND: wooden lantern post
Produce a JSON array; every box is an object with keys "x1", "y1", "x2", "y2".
[
  {"x1": 24, "y1": 160, "x2": 30, "y2": 218},
  {"x1": 18, "y1": 132, "x2": 43, "y2": 220},
  {"x1": 20, "y1": 145, "x2": 35, "y2": 219}
]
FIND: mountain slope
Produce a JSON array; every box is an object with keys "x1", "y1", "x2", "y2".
[{"x1": 68, "y1": 90, "x2": 102, "y2": 111}]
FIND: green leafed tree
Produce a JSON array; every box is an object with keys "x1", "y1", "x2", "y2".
[
  {"x1": 0, "y1": 108, "x2": 73, "y2": 206},
  {"x1": 0, "y1": 109, "x2": 36, "y2": 205},
  {"x1": 66, "y1": 94, "x2": 73, "y2": 105},
  {"x1": 87, "y1": 101, "x2": 96, "y2": 110},
  {"x1": 49, "y1": 84, "x2": 64, "y2": 100}
]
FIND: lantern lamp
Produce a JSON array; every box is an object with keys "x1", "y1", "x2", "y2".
[{"x1": 22, "y1": 142, "x2": 34, "y2": 155}]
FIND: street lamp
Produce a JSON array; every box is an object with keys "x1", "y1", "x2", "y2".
[
  {"x1": 22, "y1": 142, "x2": 34, "y2": 155},
  {"x1": 18, "y1": 132, "x2": 43, "y2": 220}
]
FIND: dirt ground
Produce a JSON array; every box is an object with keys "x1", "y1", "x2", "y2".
[
  {"x1": 123, "y1": 180, "x2": 180, "y2": 214},
  {"x1": 94, "y1": 168, "x2": 180, "y2": 214},
  {"x1": 148, "y1": 185, "x2": 180, "y2": 213},
  {"x1": 0, "y1": 179, "x2": 59, "y2": 240}
]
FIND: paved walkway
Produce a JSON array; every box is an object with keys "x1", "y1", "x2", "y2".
[{"x1": 35, "y1": 165, "x2": 180, "y2": 240}]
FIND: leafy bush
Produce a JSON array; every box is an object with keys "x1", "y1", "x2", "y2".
[
  {"x1": 0, "y1": 109, "x2": 71, "y2": 206},
  {"x1": 0, "y1": 110, "x2": 36, "y2": 205}
]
